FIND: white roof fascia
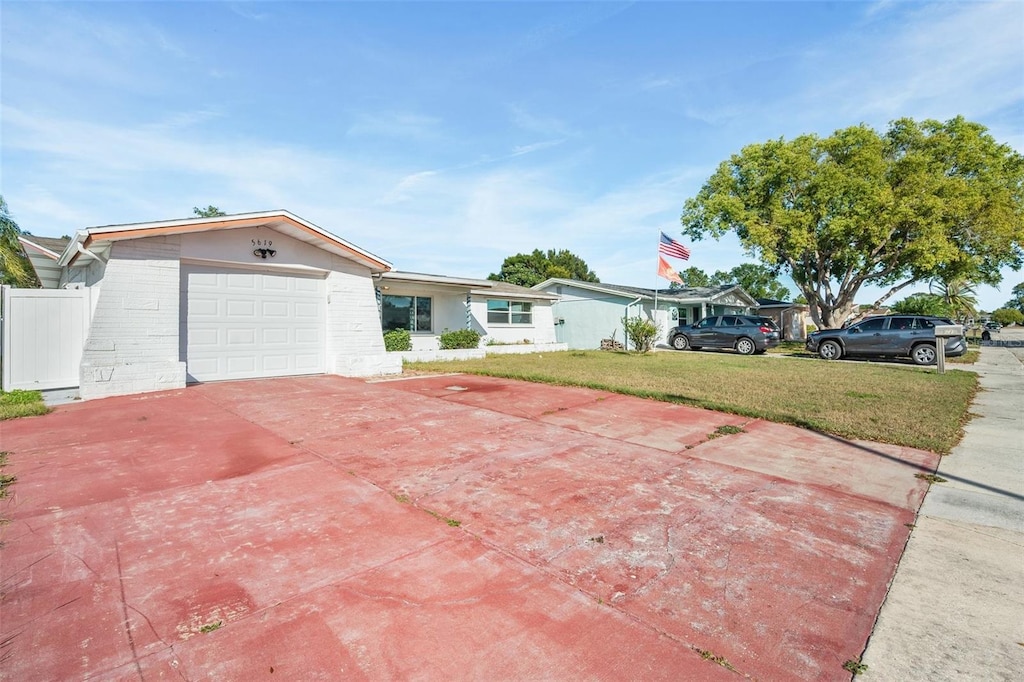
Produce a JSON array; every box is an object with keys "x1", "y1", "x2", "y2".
[
  {"x1": 381, "y1": 271, "x2": 492, "y2": 288},
  {"x1": 469, "y1": 288, "x2": 557, "y2": 301},
  {"x1": 59, "y1": 210, "x2": 392, "y2": 271},
  {"x1": 534, "y1": 278, "x2": 655, "y2": 302},
  {"x1": 17, "y1": 236, "x2": 62, "y2": 260}
]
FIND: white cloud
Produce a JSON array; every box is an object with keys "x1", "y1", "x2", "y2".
[
  {"x1": 345, "y1": 112, "x2": 444, "y2": 140},
  {"x1": 792, "y1": 2, "x2": 1024, "y2": 138}
]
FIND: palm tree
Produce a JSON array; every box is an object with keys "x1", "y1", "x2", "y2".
[
  {"x1": 0, "y1": 195, "x2": 39, "y2": 287},
  {"x1": 930, "y1": 277, "x2": 978, "y2": 323}
]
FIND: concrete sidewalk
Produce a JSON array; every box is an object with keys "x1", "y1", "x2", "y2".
[{"x1": 862, "y1": 343, "x2": 1024, "y2": 679}]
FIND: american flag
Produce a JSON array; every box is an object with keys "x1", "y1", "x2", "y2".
[{"x1": 659, "y1": 232, "x2": 691, "y2": 260}]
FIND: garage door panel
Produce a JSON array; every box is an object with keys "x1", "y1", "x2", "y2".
[
  {"x1": 262, "y1": 328, "x2": 289, "y2": 344},
  {"x1": 294, "y1": 354, "x2": 322, "y2": 371},
  {"x1": 226, "y1": 329, "x2": 256, "y2": 345},
  {"x1": 262, "y1": 277, "x2": 289, "y2": 292},
  {"x1": 189, "y1": 329, "x2": 220, "y2": 347},
  {"x1": 227, "y1": 356, "x2": 258, "y2": 373},
  {"x1": 226, "y1": 273, "x2": 256, "y2": 289},
  {"x1": 182, "y1": 265, "x2": 326, "y2": 382},
  {"x1": 262, "y1": 301, "x2": 289, "y2": 317},
  {"x1": 190, "y1": 298, "x2": 219, "y2": 317},
  {"x1": 294, "y1": 279, "x2": 320, "y2": 294},
  {"x1": 294, "y1": 328, "x2": 320, "y2": 344}
]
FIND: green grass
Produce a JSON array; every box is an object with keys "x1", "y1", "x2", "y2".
[
  {"x1": 0, "y1": 390, "x2": 49, "y2": 420},
  {"x1": 405, "y1": 350, "x2": 978, "y2": 453}
]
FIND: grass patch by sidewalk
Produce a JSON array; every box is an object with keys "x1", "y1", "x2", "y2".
[
  {"x1": 0, "y1": 389, "x2": 50, "y2": 420},
  {"x1": 405, "y1": 351, "x2": 977, "y2": 453}
]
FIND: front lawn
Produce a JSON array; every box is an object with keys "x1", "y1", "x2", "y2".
[
  {"x1": 405, "y1": 350, "x2": 977, "y2": 453},
  {"x1": 0, "y1": 389, "x2": 50, "y2": 420}
]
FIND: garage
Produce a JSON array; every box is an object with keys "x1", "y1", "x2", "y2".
[
  {"x1": 181, "y1": 263, "x2": 327, "y2": 382},
  {"x1": 13, "y1": 210, "x2": 401, "y2": 400}
]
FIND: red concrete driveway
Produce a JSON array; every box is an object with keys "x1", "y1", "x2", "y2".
[{"x1": 0, "y1": 375, "x2": 938, "y2": 680}]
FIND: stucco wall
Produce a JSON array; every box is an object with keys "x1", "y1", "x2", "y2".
[{"x1": 548, "y1": 285, "x2": 637, "y2": 349}]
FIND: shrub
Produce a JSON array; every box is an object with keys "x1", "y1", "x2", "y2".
[
  {"x1": 622, "y1": 315, "x2": 660, "y2": 353},
  {"x1": 439, "y1": 328, "x2": 481, "y2": 350},
  {"x1": 383, "y1": 328, "x2": 412, "y2": 352},
  {"x1": 991, "y1": 307, "x2": 1024, "y2": 326}
]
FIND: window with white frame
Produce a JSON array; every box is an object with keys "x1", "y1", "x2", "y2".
[
  {"x1": 487, "y1": 299, "x2": 532, "y2": 325},
  {"x1": 381, "y1": 295, "x2": 432, "y2": 332}
]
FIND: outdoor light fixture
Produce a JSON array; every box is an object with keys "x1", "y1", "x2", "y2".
[{"x1": 253, "y1": 247, "x2": 277, "y2": 259}]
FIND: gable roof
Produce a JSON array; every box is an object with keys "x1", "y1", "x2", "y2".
[
  {"x1": 59, "y1": 210, "x2": 391, "y2": 272},
  {"x1": 533, "y1": 278, "x2": 758, "y2": 306},
  {"x1": 18, "y1": 235, "x2": 71, "y2": 289},
  {"x1": 756, "y1": 297, "x2": 808, "y2": 310}
]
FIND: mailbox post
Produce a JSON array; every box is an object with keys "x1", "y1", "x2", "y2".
[{"x1": 933, "y1": 324, "x2": 963, "y2": 374}]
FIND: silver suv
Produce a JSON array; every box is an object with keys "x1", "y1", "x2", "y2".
[{"x1": 805, "y1": 315, "x2": 966, "y2": 365}]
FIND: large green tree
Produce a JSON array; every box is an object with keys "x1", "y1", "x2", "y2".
[
  {"x1": 1003, "y1": 282, "x2": 1024, "y2": 314},
  {"x1": 680, "y1": 117, "x2": 1024, "y2": 328},
  {"x1": 489, "y1": 249, "x2": 599, "y2": 287},
  {"x1": 710, "y1": 263, "x2": 791, "y2": 300},
  {"x1": 668, "y1": 264, "x2": 790, "y2": 299},
  {"x1": 0, "y1": 196, "x2": 39, "y2": 287}
]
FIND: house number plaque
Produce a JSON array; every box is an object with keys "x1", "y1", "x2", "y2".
[{"x1": 252, "y1": 238, "x2": 276, "y2": 259}]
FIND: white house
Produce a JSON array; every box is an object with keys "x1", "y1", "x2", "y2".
[
  {"x1": 10, "y1": 210, "x2": 561, "y2": 399},
  {"x1": 378, "y1": 271, "x2": 558, "y2": 351},
  {"x1": 13, "y1": 211, "x2": 400, "y2": 399}
]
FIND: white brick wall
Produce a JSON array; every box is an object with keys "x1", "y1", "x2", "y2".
[
  {"x1": 79, "y1": 237, "x2": 186, "y2": 399},
  {"x1": 325, "y1": 258, "x2": 401, "y2": 376}
]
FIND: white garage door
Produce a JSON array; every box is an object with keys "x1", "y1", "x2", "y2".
[{"x1": 181, "y1": 264, "x2": 326, "y2": 382}]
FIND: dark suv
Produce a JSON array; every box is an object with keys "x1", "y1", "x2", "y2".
[
  {"x1": 805, "y1": 315, "x2": 966, "y2": 365},
  {"x1": 669, "y1": 315, "x2": 781, "y2": 355}
]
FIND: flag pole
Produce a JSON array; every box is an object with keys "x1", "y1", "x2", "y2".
[{"x1": 654, "y1": 230, "x2": 660, "y2": 314}]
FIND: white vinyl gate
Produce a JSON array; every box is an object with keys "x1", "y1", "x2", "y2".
[{"x1": 1, "y1": 286, "x2": 90, "y2": 391}]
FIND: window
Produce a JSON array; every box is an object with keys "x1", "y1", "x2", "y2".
[
  {"x1": 855, "y1": 317, "x2": 887, "y2": 332},
  {"x1": 890, "y1": 317, "x2": 914, "y2": 330},
  {"x1": 487, "y1": 299, "x2": 532, "y2": 325},
  {"x1": 381, "y1": 295, "x2": 432, "y2": 332}
]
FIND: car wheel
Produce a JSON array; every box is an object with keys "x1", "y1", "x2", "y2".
[
  {"x1": 735, "y1": 337, "x2": 756, "y2": 355},
  {"x1": 911, "y1": 343, "x2": 936, "y2": 365},
  {"x1": 671, "y1": 335, "x2": 689, "y2": 351},
  {"x1": 819, "y1": 340, "x2": 842, "y2": 360}
]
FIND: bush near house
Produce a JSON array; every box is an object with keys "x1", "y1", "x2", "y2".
[
  {"x1": 383, "y1": 329, "x2": 412, "y2": 352},
  {"x1": 622, "y1": 316, "x2": 660, "y2": 353},
  {"x1": 439, "y1": 328, "x2": 481, "y2": 350}
]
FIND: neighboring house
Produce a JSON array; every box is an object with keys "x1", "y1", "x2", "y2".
[
  {"x1": 755, "y1": 298, "x2": 812, "y2": 341},
  {"x1": 13, "y1": 211, "x2": 401, "y2": 399},
  {"x1": 377, "y1": 271, "x2": 558, "y2": 350},
  {"x1": 18, "y1": 235, "x2": 69, "y2": 289},
  {"x1": 532, "y1": 278, "x2": 758, "y2": 350}
]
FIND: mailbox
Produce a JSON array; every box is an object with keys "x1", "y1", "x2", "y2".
[{"x1": 933, "y1": 324, "x2": 963, "y2": 374}]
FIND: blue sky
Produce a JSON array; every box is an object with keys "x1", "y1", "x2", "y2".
[{"x1": 2, "y1": 0, "x2": 1022, "y2": 311}]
